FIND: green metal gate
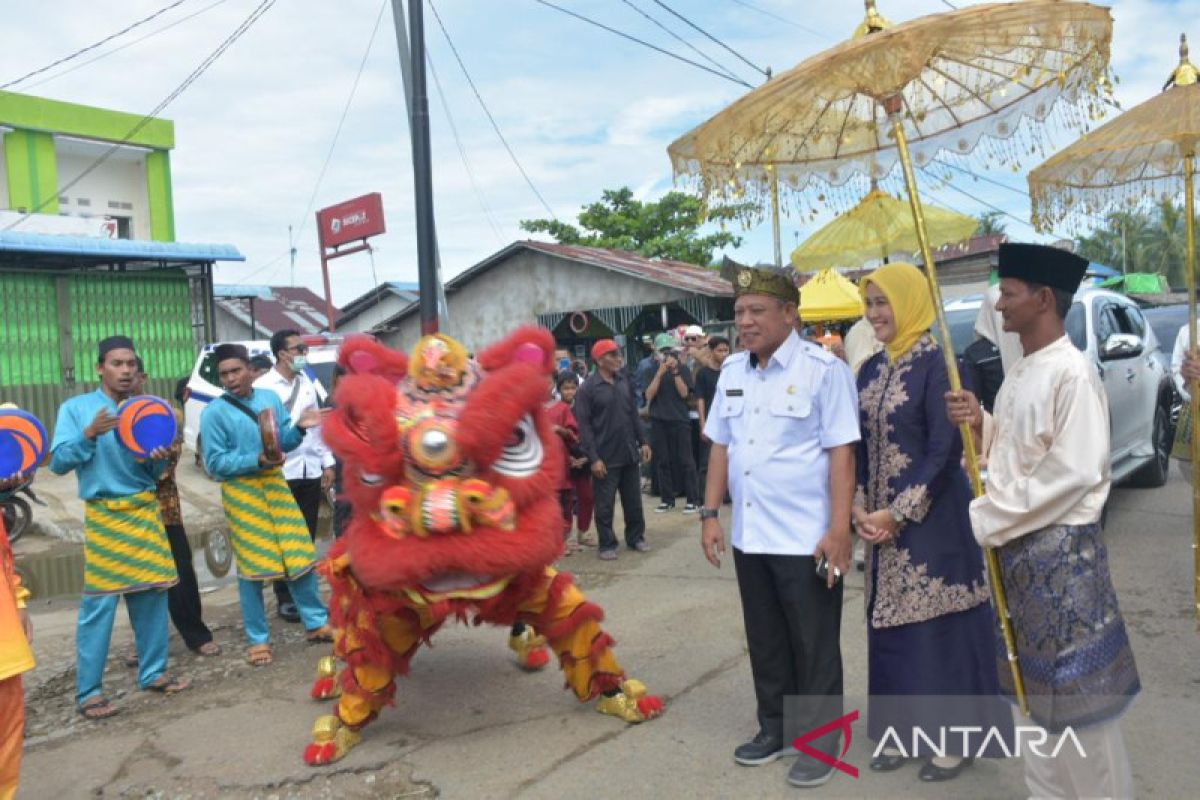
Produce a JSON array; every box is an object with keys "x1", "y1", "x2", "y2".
[{"x1": 0, "y1": 270, "x2": 197, "y2": 434}]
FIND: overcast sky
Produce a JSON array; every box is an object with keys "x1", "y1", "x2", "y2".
[{"x1": 3, "y1": 0, "x2": 1195, "y2": 307}]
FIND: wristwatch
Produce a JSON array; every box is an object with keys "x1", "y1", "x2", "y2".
[
  {"x1": 699, "y1": 507, "x2": 720, "y2": 521},
  {"x1": 890, "y1": 507, "x2": 906, "y2": 528}
]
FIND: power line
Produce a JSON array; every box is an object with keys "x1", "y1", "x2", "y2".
[
  {"x1": 916, "y1": 164, "x2": 1074, "y2": 240},
  {"x1": 430, "y1": 0, "x2": 559, "y2": 220},
  {"x1": 727, "y1": 0, "x2": 830, "y2": 40},
  {"x1": 533, "y1": 0, "x2": 753, "y2": 89},
  {"x1": 620, "y1": 0, "x2": 749, "y2": 85},
  {"x1": 939, "y1": 1, "x2": 958, "y2": 9},
  {"x1": 1, "y1": 0, "x2": 192, "y2": 90},
  {"x1": 22, "y1": 0, "x2": 231, "y2": 92},
  {"x1": 648, "y1": 0, "x2": 768, "y2": 78},
  {"x1": 428, "y1": 51, "x2": 506, "y2": 246},
  {"x1": 293, "y1": 0, "x2": 388, "y2": 243},
  {"x1": 3, "y1": 0, "x2": 278, "y2": 231}
]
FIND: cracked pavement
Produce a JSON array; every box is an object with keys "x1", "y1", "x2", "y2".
[{"x1": 15, "y1": 463, "x2": 1200, "y2": 798}]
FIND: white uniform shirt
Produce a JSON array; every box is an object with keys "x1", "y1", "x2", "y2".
[
  {"x1": 703, "y1": 331, "x2": 860, "y2": 555},
  {"x1": 1171, "y1": 324, "x2": 1192, "y2": 401},
  {"x1": 971, "y1": 335, "x2": 1110, "y2": 548},
  {"x1": 253, "y1": 367, "x2": 333, "y2": 480}
]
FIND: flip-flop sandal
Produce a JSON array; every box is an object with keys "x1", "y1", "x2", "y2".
[
  {"x1": 192, "y1": 641, "x2": 222, "y2": 657},
  {"x1": 305, "y1": 625, "x2": 334, "y2": 644},
  {"x1": 247, "y1": 644, "x2": 273, "y2": 666},
  {"x1": 78, "y1": 696, "x2": 121, "y2": 721},
  {"x1": 144, "y1": 674, "x2": 190, "y2": 694}
]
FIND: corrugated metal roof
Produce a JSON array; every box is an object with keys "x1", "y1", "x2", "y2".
[
  {"x1": 519, "y1": 241, "x2": 733, "y2": 296},
  {"x1": 214, "y1": 285, "x2": 336, "y2": 336},
  {"x1": 0, "y1": 231, "x2": 243, "y2": 261}
]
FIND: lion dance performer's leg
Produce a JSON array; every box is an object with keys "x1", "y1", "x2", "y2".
[
  {"x1": 305, "y1": 556, "x2": 433, "y2": 766},
  {"x1": 518, "y1": 568, "x2": 663, "y2": 722}
]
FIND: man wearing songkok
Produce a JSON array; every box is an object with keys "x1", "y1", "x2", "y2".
[
  {"x1": 200, "y1": 344, "x2": 332, "y2": 666},
  {"x1": 947, "y1": 243, "x2": 1140, "y2": 799},
  {"x1": 49, "y1": 336, "x2": 188, "y2": 721},
  {"x1": 700, "y1": 267, "x2": 860, "y2": 789}
]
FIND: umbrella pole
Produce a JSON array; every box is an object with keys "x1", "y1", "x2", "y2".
[
  {"x1": 770, "y1": 171, "x2": 783, "y2": 267},
  {"x1": 891, "y1": 117, "x2": 1030, "y2": 714},
  {"x1": 1186, "y1": 153, "x2": 1200, "y2": 625}
]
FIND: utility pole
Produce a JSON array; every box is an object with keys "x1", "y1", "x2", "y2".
[{"x1": 392, "y1": 0, "x2": 441, "y2": 334}]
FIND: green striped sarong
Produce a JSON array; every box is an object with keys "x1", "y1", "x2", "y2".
[
  {"x1": 220, "y1": 469, "x2": 318, "y2": 580},
  {"x1": 83, "y1": 491, "x2": 178, "y2": 596}
]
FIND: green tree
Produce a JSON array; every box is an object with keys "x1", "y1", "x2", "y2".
[
  {"x1": 1076, "y1": 201, "x2": 1196, "y2": 287},
  {"x1": 520, "y1": 187, "x2": 745, "y2": 266},
  {"x1": 975, "y1": 211, "x2": 1007, "y2": 236}
]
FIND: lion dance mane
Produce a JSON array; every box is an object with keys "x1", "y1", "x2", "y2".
[{"x1": 303, "y1": 327, "x2": 663, "y2": 765}]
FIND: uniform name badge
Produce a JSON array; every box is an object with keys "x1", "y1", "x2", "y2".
[{"x1": 725, "y1": 389, "x2": 744, "y2": 397}]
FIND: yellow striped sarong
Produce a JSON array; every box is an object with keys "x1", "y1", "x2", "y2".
[
  {"x1": 83, "y1": 491, "x2": 178, "y2": 596},
  {"x1": 221, "y1": 469, "x2": 318, "y2": 581}
]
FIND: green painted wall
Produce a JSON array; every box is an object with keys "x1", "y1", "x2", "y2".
[
  {"x1": 0, "y1": 90, "x2": 173, "y2": 150},
  {"x1": 3, "y1": 129, "x2": 58, "y2": 213},
  {"x1": 146, "y1": 150, "x2": 176, "y2": 242}
]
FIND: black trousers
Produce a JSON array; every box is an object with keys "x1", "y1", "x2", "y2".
[
  {"x1": 592, "y1": 462, "x2": 646, "y2": 551},
  {"x1": 275, "y1": 477, "x2": 323, "y2": 606},
  {"x1": 651, "y1": 419, "x2": 700, "y2": 506},
  {"x1": 164, "y1": 523, "x2": 212, "y2": 650},
  {"x1": 733, "y1": 548, "x2": 843, "y2": 746}
]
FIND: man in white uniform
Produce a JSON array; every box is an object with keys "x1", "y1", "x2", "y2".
[
  {"x1": 255, "y1": 329, "x2": 333, "y2": 622},
  {"x1": 948, "y1": 243, "x2": 1139, "y2": 799},
  {"x1": 700, "y1": 267, "x2": 860, "y2": 790}
]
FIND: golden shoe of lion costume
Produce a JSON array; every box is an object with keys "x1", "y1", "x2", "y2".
[{"x1": 303, "y1": 327, "x2": 663, "y2": 766}]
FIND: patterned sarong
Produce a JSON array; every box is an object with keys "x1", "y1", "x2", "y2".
[
  {"x1": 220, "y1": 469, "x2": 318, "y2": 581},
  {"x1": 83, "y1": 491, "x2": 178, "y2": 596},
  {"x1": 996, "y1": 523, "x2": 1140, "y2": 732}
]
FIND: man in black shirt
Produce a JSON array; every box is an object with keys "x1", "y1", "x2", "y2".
[
  {"x1": 574, "y1": 339, "x2": 652, "y2": 560},
  {"x1": 694, "y1": 335, "x2": 730, "y2": 490},
  {"x1": 646, "y1": 335, "x2": 701, "y2": 513}
]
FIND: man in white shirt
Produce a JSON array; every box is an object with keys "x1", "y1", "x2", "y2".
[
  {"x1": 700, "y1": 267, "x2": 860, "y2": 790},
  {"x1": 947, "y1": 243, "x2": 1139, "y2": 799},
  {"x1": 255, "y1": 329, "x2": 334, "y2": 622}
]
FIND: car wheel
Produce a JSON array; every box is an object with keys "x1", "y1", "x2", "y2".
[
  {"x1": 202, "y1": 528, "x2": 234, "y2": 578},
  {"x1": 1128, "y1": 402, "x2": 1171, "y2": 488}
]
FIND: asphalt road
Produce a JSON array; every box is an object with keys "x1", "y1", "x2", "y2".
[{"x1": 14, "y1": 462, "x2": 1200, "y2": 799}]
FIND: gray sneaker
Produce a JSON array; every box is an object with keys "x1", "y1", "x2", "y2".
[
  {"x1": 598, "y1": 549, "x2": 618, "y2": 561},
  {"x1": 734, "y1": 732, "x2": 797, "y2": 766},
  {"x1": 631, "y1": 541, "x2": 650, "y2": 552}
]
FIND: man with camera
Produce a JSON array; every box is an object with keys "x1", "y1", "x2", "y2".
[{"x1": 645, "y1": 333, "x2": 701, "y2": 514}]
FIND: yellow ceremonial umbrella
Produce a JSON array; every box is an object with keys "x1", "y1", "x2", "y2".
[
  {"x1": 799, "y1": 268, "x2": 864, "y2": 322},
  {"x1": 791, "y1": 187, "x2": 978, "y2": 271},
  {"x1": 1029, "y1": 36, "x2": 1200, "y2": 623},
  {"x1": 668, "y1": 0, "x2": 1116, "y2": 714}
]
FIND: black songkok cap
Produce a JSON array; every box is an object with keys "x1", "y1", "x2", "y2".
[
  {"x1": 98, "y1": 335, "x2": 135, "y2": 362},
  {"x1": 213, "y1": 343, "x2": 250, "y2": 364},
  {"x1": 998, "y1": 243, "x2": 1088, "y2": 294}
]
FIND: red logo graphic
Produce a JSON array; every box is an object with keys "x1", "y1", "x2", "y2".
[{"x1": 792, "y1": 710, "x2": 860, "y2": 779}]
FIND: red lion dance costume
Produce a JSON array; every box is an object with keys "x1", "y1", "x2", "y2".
[{"x1": 304, "y1": 327, "x2": 663, "y2": 765}]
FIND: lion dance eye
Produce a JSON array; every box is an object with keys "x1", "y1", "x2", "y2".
[
  {"x1": 405, "y1": 418, "x2": 462, "y2": 474},
  {"x1": 493, "y1": 415, "x2": 543, "y2": 477}
]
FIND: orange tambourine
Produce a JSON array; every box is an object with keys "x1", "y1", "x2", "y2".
[
  {"x1": 0, "y1": 408, "x2": 48, "y2": 478},
  {"x1": 116, "y1": 395, "x2": 177, "y2": 459}
]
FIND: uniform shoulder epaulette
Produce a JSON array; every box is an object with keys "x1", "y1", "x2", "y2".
[
  {"x1": 721, "y1": 351, "x2": 748, "y2": 369},
  {"x1": 798, "y1": 339, "x2": 838, "y2": 365}
]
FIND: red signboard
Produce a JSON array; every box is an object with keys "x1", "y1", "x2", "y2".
[{"x1": 316, "y1": 192, "x2": 386, "y2": 249}]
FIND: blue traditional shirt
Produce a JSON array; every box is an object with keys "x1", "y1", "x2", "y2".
[
  {"x1": 49, "y1": 389, "x2": 165, "y2": 500},
  {"x1": 200, "y1": 388, "x2": 306, "y2": 481},
  {"x1": 856, "y1": 335, "x2": 991, "y2": 628},
  {"x1": 703, "y1": 330, "x2": 860, "y2": 556}
]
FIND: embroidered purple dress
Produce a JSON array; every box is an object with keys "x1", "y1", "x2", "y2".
[{"x1": 856, "y1": 335, "x2": 1011, "y2": 755}]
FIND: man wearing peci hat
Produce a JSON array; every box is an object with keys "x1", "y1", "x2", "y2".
[
  {"x1": 49, "y1": 336, "x2": 189, "y2": 721},
  {"x1": 574, "y1": 339, "x2": 652, "y2": 560},
  {"x1": 700, "y1": 267, "x2": 861, "y2": 789},
  {"x1": 947, "y1": 243, "x2": 1140, "y2": 798}
]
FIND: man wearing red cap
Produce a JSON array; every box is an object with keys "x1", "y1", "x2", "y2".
[{"x1": 574, "y1": 340, "x2": 652, "y2": 560}]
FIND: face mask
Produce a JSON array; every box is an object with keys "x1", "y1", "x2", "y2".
[{"x1": 293, "y1": 356, "x2": 309, "y2": 370}]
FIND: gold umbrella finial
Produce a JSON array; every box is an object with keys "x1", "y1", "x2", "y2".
[
  {"x1": 1169, "y1": 33, "x2": 1199, "y2": 88},
  {"x1": 854, "y1": 0, "x2": 892, "y2": 38}
]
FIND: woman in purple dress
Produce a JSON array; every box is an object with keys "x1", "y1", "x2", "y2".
[{"x1": 853, "y1": 262, "x2": 1010, "y2": 783}]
